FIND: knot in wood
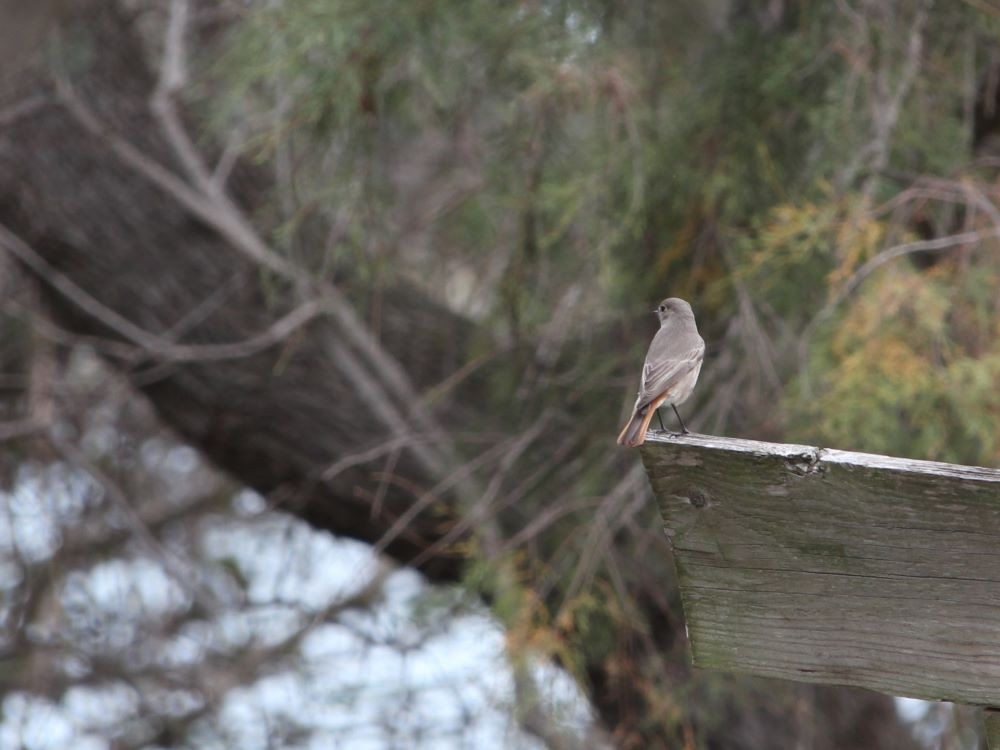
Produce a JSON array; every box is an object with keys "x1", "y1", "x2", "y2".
[
  {"x1": 686, "y1": 488, "x2": 709, "y2": 508},
  {"x1": 784, "y1": 449, "x2": 825, "y2": 477}
]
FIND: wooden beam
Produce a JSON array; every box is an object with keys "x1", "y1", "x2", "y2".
[{"x1": 640, "y1": 432, "x2": 1000, "y2": 705}]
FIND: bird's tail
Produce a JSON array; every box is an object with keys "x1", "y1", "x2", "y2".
[{"x1": 616, "y1": 407, "x2": 656, "y2": 447}]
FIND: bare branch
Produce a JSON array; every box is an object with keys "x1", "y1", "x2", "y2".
[
  {"x1": 0, "y1": 94, "x2": 50, "y2": 128},
  {"x1": 321, "y1": 435, "x2": 427, "y2": 482},
  {"x1": 839, "y1": 0, "x2": 930, "y2": 193},
  {"x1": 160, "y1": 300, "x2": 324, "y2": 362},
  {"x1": 45, "y1": 429, "x2": 222, "y2": 613},
  {"x1": 157, "y1": 0, "x2": 190, "y2": 96},
  {"x1": 809, "y1": 228, "x2": 993, "y2": 331},
  {"x1": 0, "y1": 223, "x2": 325, "y2": 362},
  {"x1": 561, "y1": 463, "x2": 646, "y2": 605},
  {"x1": 0, "y1": 418, "x2": 45, "y2": 441},
  {"x1": 408, "y1": 410, "x2": 554, "y2": 568},
  {"x1": 0, "y1": 221, "x2": 171, "y2": 351}
]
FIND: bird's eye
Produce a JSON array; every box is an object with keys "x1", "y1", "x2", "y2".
[{"x1": 659, "y1": 305, "x2": 665, "y2": 312}]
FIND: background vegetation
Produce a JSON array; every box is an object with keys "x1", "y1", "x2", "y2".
[{"x1": 0, "y1": 0, "x2": 998, "y2": 748}]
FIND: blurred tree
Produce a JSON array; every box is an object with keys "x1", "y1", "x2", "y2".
[{"x1": 0, "y1": 0, "x2": 998, "y2": 747}]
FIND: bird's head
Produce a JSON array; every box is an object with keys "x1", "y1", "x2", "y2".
[{"x1": 654, "y1": 297, "x2": 693, "y2": 325}]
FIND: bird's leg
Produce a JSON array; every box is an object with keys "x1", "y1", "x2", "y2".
[
  {"x1": 671, "y1": 404, "x2": 689, "y2": 435},
  {"x1": 656, "y1": 409, "x2": 666, "y2": 432}
]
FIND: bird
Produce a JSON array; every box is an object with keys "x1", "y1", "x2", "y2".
[{"x1": 616, "y1": 297, "x2": 705, "y2": 447}]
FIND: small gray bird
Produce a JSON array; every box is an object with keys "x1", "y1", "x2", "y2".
[{"x1": 617, "y1": 297, "x2": 705, "y2": 447}]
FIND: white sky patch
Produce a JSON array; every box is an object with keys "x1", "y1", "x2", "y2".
[
  {"x1": 1, "y1": 471, "x2": 597, "y2": 749},
  {"x1": 895, "y1": 696, "x2": 930, "y2": 722}
]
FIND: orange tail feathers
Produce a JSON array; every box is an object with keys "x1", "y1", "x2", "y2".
[
  {"x1": 617, "y1": 392, "x2": 671, "y2": 447},
  {"x1": 616, "y1": 406, "x2": 658, "y2": 447}
]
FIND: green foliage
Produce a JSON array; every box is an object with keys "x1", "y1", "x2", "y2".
[
  {"x1": 216, "y1": 0, "x2": 645, "y2": 339},
  {"x1": 793, "y1": 255, "x2": 1000, "y2": 464}
]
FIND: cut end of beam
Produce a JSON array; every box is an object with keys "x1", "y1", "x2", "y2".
[{"x1": 640, "y1": 432, "x2": 1000, "y2": 706}]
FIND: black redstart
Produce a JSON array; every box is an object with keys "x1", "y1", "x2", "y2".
[{"x1": 617, "y1": 297, "x2": 705, "y2": 447}]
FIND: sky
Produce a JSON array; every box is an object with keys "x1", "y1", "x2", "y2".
[{"x1": 0, "y1": 460, "x2": 595, "y2": 749}]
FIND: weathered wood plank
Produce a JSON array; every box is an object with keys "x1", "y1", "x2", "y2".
[{"x1": 639, "y1": 432, "x2": 1000, "y2": 705}]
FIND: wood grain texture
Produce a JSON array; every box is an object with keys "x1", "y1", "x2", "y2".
[{"x1": 639, "y1": 432, "x2": 1000, "y2": 705}]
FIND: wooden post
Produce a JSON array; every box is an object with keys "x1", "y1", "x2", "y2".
[
  {"x1": 985, "y1": 709, "x2": 1000, "y2": 750},
  {"x1": 639, "y1": 432, "x2": 1000, "y2": 707}
]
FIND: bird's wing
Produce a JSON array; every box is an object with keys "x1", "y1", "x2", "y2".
[{"x1": 635, "y1": 332, "x2": 704, "y2": 409}]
